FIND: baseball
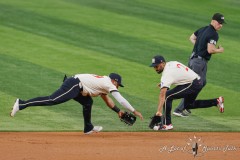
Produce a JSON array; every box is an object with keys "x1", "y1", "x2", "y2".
[{"x1": 153, "y1": 125, "x2": 159, "y2": 130}]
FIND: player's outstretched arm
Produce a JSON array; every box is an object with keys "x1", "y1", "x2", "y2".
[{"x1": 111, "y1": 91, "x2": 143, "y2": 120}]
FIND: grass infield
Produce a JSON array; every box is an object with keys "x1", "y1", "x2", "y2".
[{"x1": 0, "y1": 0, "x2": 239, "y2": 132}]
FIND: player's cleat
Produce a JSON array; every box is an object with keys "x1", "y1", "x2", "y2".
[
  {"x1": 160, "y1": 124, "x2": 173, "y2": 130},
  {"x1": 173, "y1": 111, "x2": 188, "y2": 117},
  {"x1": 84, "y1": 126, "x2": 103, "y2": 135},
  {"x1": 217, "y1": 96, "x2": 224, "y2": 113},
  {"x1": 10, "y1": 99, "x2": 20, "y2": 117}
]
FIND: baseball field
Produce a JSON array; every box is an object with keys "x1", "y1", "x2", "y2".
[{"x1": 0, "y1": 0, "x2": 239, "y2": 159}]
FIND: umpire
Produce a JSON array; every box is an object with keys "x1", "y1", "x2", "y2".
[{"x1": 173, "y1": 13, "x2": 226, "y2": 117}]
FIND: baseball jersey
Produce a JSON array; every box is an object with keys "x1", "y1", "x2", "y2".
[
  {"x1": 193, "y1": 25, "x2": 219, "y2": 60},
  {"x1": 160, "y1": 61, "x2": 199, "y2": 89},
  {"x1": 74, "y1": 74, "x2": 117, "y2": 97}
]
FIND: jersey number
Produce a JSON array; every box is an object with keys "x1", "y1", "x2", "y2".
[
  {"x1": 177, "y1": 64, "x2": 189, "y2": 71},
  {"x1": 94, "y1": 75, "x2": 104, "y2": 78}
]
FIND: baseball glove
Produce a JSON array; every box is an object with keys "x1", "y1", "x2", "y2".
[
  {"x1": 120, "y1": 111, "x2": 136, "y2": 126},
  {"x1": 149, "y1": 115, "x2": 162, "y2": 129}
]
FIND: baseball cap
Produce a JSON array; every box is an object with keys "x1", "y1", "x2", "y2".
[
  {"x1": 212, "y1": 13, "x2": 226, "y2": 24},
  {"x1": 109, "y1": 73, "x2": 124, "y2": 87},
  {"x1": 149, "y1": 55, "x2": 165, "y2": 67}
]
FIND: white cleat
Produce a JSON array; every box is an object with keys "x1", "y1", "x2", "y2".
[
  {"x1": 10, "y1": 99, "x2": 19, "y2": 117},
  {"x1": 160, "y1": 124, "x2": 174, "y2": 130},
  {"x1": 217, "y1": 96, "x2": 224, "y2": 113},
  {"x1": 84, "y1": 126, "x2": 103, "y2": 135}
]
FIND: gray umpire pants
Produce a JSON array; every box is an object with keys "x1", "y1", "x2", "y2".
[{"x1": 174, "y1": 57, "x2": 208, "y2": 112}]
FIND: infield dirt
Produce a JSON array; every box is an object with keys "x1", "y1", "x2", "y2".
[{"x1": 0, "y1": 132, "x2": 239, "y2": 160}]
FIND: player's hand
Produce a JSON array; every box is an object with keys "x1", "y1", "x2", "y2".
[
  {"x1": 156, "y1": 112, "x2": 162, "y2": 116},
  {"x1": 133, "y1": 110, "x2": 143, "y2": 120},
  {"x1": 118, "y1": 111, "x2": 124, "y2": 118}
]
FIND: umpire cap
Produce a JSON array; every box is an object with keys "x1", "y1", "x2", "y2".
[{"x1": 212, "y1": 13, "x2": 226, "y2": 24}]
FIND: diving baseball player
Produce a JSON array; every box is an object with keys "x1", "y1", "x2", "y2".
[{"x1": 10, "y1": 73, "x2": 143, "y2": 134}]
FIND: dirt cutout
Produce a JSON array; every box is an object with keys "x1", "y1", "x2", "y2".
[{"x1": 0, "y1": 132, "x2": 239, "y2": 160}]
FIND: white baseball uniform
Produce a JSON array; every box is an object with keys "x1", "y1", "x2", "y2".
[
  {"x1": 74, "y1": 74, "x2": 117, "y2": 97},
  {"x1": 160, "y1": 61, "x2": 200, "y2": 89},
  {"x1": 74, "y1": 74, "x2": 135, "y2": 112}
]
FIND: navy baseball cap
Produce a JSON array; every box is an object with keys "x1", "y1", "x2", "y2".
[
  {"x1": 149, "y1": 55, "x2": 165, "y2": 67},
  {"x1": 109, "y1": 73, "x2": 124, "y2": 87},
  {"x1": 212, "y1": 13, "x2": 226, "y2": 24}
]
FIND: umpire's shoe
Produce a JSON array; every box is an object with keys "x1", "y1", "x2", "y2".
[
  {"x1": 10, "y1": 99, "x2": 19, "y2": 117},
  {"x1": 84, "y1": 126, "x2": 103, "y2": 135},
  {"x1": 173, "y1": 110, "x2": 188, "y2": 117}
]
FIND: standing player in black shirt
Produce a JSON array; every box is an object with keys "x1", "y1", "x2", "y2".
[{"x1": 173, "y1": 13, "x2": 226, "y2": 117}]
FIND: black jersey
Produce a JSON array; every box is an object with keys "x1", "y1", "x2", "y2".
[{"x1": 192, "y1": 25, "x2": 219, "y2": 60}]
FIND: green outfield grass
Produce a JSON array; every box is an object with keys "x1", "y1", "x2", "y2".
[{"x1": 0, "y1": 0, "x2": 239, "y2": 132}]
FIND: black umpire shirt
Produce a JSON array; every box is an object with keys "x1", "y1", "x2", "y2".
[{"x1": 192, "y1": 25, "x2": 219, "y2": 61}]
